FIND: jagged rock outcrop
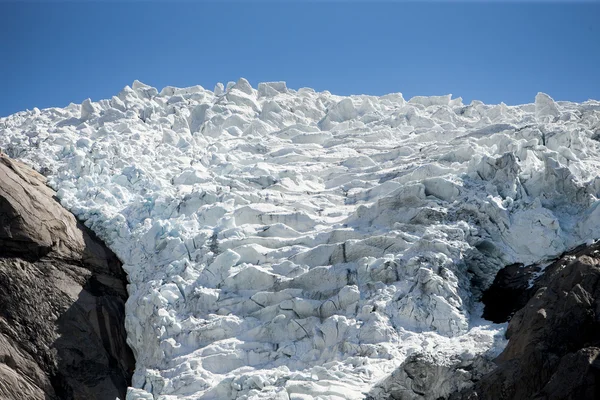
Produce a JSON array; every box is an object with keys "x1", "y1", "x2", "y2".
[
  {"x1": 365, "y1": 352, "x2": 496, "y2": 400},
  {"x1": 452, "y1": 242, "x2": 600, "y2": 400},
  {"x1": 369, "y1": 242, "x2": 600, "y2": 400},
  {"x1": 480, "y1": 262, "x2": 537, "y2": 323},
  {"x1": 0, "y1": 153, "x2": 134, "y2": 399}
]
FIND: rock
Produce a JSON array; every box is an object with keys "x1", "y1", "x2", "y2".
[
  {"x1": 454, "y1": 241, "x2": 600, "y2": 400},
  {"x1": 535, "y1": 346, "x2": 600, "y2": 400},
  {"x1": 0, "y1": 152, "x2": 134, "y2": 400},
  {"x1": 366, "y1": 352, "x2": 495, "y2": 400},
  {"x1": 481, "y1": 262, "x2": 537, "y2": 323}
]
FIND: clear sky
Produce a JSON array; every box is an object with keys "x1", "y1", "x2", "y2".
[{"x1": 1, "y1": 1, "x2": 599, "y2": 117}]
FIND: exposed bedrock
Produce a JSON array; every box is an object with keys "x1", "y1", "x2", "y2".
[
  {"x1": 480, "y1": 262, "x2": 535, "y2": 323},
  {"x1": 368, "y1": 242, "x2": 600, "y2": 400},
  {"x1": 452, "y1": 241, "x2": 600, "y2": 400},
  {"x1": 365, "y1": 352, "x2": 496, "y2": 400},
  {"x1": 0, "y1": 152, "x2": 134, "y2": 399}
]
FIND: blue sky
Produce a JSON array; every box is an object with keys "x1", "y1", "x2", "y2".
[{"x1": 1, "y1": 1, "x2": 599, "y2": 117}]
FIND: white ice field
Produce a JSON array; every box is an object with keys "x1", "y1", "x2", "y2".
[{"x1": 1, "y1": 79, "x2": 600, "y2": 399}]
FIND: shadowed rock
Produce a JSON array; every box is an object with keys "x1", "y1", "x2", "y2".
[
  {"x1": 0, "y1": 153, "x2": 134, "y2": 399},
  {"x1": 452, "y1": 242, "x2": 600, "y2": 400},
  {"x1": 365, "y1": 352, "x2": 495, "y2": 400},
  {"x1": 481, "y1": 262, "x2": 535, "y2": 323},
  {"x1": 366, "y1": 242, "x2": 600, "y2": 400}
]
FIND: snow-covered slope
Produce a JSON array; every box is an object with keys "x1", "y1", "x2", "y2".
[{"x1": 2, "y1": 79, "x2": 600, "y2": 399}]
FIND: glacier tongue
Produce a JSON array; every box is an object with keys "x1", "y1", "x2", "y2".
[{"x1": 2, "y1": 80, "x2": 600, "y2": 399}]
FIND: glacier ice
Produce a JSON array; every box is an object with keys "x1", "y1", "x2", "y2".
[{"x1": 1, "y1": 79, "x2": 600, "y2": 399}]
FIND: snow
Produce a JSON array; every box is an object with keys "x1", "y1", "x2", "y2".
[{"x1": 1, "y1": 79, "x2": 600, "y2": 399}]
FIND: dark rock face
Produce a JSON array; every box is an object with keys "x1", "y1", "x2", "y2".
[
  {"x1": 0, "y1": 153, "x2": 134, "y2": 399},
  {"x1": 365, "y1": 352, "x2": 496, "y2": 400},
  {"x1": 454, "y1": 241, "x2": 600, "y2": 400},
  {"x1": 480, "y1": 262, "x2": 534, "y2": 323}
]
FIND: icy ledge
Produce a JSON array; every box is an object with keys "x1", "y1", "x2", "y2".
[{"x1": 2, "y1": 79, "x2": 600, "y2": 399}]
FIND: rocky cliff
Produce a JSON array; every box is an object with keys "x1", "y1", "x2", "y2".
[
  {"x1": 366, "y1": 241, "x2": 600, "y2": 400},
  {"x1": 454, "y1": 242, "x2": 600, "y2": 400},
  {"x1": 371, "y1": 241, "x2": 600, "y2": 400},
  {"x1": 0, "y1": 152, "x2": 134, "y2": 399}
]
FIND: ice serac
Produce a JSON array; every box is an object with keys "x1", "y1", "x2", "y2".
[
  {"x1": 0, "y1": 153, "x2": 134, "y2": 399},
  {"x1": 535, "y1": 92, "x2": 560, "y2": 122},
  {"x1": 0, "y1": 82, "x2": 599, "y2": 399}
]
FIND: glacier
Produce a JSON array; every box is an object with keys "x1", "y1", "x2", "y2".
[{"x1": 1, "y1": 79, "x2": 600, "y2": 399}]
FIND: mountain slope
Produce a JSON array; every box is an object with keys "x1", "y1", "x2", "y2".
[{"x1": 1, "y1": 79, "x2": 599, "y2": 399}]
